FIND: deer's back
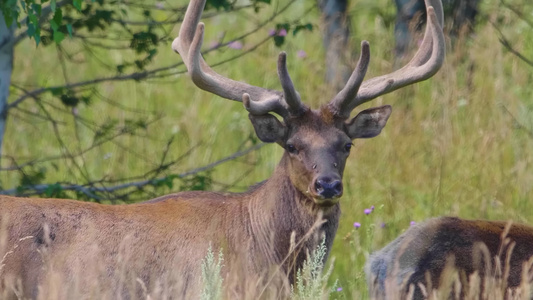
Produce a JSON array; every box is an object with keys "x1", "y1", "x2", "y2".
[
  {"x1": 0, "y1": 194, "x2": 246, "y2": 298},
  {"x1": 366, "y1": 217, "x2": 533, "y2": 299}
]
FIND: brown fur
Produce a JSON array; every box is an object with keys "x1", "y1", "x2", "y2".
[{"x1": 366, "y1": 216, "x2": 533, "y2": 299}]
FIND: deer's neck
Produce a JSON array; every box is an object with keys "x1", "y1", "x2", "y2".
[{"x1": 247, "y1": 154, "x2": 340, "y2": 274}]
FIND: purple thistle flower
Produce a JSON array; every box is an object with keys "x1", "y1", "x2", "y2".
[
  {"x1": 364, "y1": 208, "x2": 372, "y2": 215},
  {"x1": 278, "y1": 28, "x2": 287, "y2": 36},
  {"x1": 380, "y1": 222, "x2": 386, "y2": 228},
  {"x1": 371, "y1": 205, "x2": 375, "y2": 211},
  {"x1": 336, "y1": 287, "x2": 343, "y2": 292},
  {"x1": 410, "y1": 221, "x2": 416, "y2": 226},
  {"x1": 227, "y1": 41, "x2": 243, "y2": 50},
  {"x1": 297, "y1": 50, "x2": 307, "y2": 58},
  {"x1": 268, "y1": 29, "x2": 276, "y2": 36},
  {"x1": 353, "y1": 222, "x2": 361, "y2": 229}
]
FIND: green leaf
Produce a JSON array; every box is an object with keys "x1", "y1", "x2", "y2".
[
  {"x1": 44, "y1": 183, "x2": 63, "y2": 198},
  {"x1": 27, "y1": 23, "x2": 35, "y2": 38},
  {"x1": 31, "y1": 3, "x2": 42, "y2": 16},
  {"x1": 66, "y1": 23, "x2": 73, "y2": 37},
  {"x1": 50, "y1": 20, "x2": 58, "y2": 31},
  {"x1": 273, "y1": 36, "x2": 285, "y2": 47},
  {"x1": 205, "y1": 0, "x2": 232, "y2": 11},
  {"x1": 51, "y1": 0, "x2": 56, "y2": 11},
  {"x1": 20, "y1": 167, "x2": 47, "y2": 186},
  {"x1": 60, "y1": 93, "x2": 79, "y2": 106},
  {"x1": 116, "y1": 64, "x2": 125, "y2": 73},
  {"x1": 53, "y1": 30, "x2": 65, "y2": 44},
  {"x1": 49, "y1": 87, "x2": 65, "y2": 96},
  {"x1": 93, "y1": 119, "x2": 118, "y2": 143},
  {"x1": 73, "y1": 0, "x2": 82, "y2": 11},
  {"x1": 52, "y1": 8, "x2": 62, "y2": 28},
  {"x1": 293, "y1": 23, "x2": 313, "y2": 36},
  {"x1": 29, "y1": 14, "x2": 38, "y2": 26}
]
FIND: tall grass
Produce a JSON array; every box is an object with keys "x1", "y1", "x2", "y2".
[
  {"x1": 1, "y1": 0, "x2": 533, "y2": 298},
  {"x1": 292, "y1": 238, "x2": 337, "y2": 300},
  {"x1": 201, "y1": 245, "x2": 224, "y2": 300}
]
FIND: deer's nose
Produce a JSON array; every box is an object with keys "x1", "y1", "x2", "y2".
[{"x1": 314, "y1": 177, "x2": 343, "y2": 199}]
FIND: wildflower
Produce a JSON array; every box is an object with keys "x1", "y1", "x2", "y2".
[
  {"x1": 337, "y1": 287, "x2": 343, "y2": 292},
  {"x1": 209, "y1": 41, "x2": 220, "y2": 49},
  {"x1": 297, "y1": 50, "x2": 307, "y2": 58},
  {"x1": 371, "y1": 205, "x2": 375, "y2": 211},
  {"x1": 364, "y1": 208, "x2": 372, "y2": 215},
  {"x1": 268, "y1": 29, "x2": 276, "y2": 36},
  {"x1": 227, "y1": 41, "x2": 243, "y2": 50},
  {"x1": 353, "y1": 222, "x2": 361, "y2": 229},
  {"x1": 380, "y1": 222, "x2": 386, "y2": 228},
  {"x1": 410, "y1": 221, "x2": 416, "y2": 226},
  {"x1": 278, "y1": 28, "x2": 287, "y2": 36}
]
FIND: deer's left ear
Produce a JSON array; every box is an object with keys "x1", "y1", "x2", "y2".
[{"x1": 344, "y1": 105, "x2": 392, "y2": 139}]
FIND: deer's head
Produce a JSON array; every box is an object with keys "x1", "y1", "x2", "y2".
[{"x1": 173, "y1": 0, "x2": 444, "y2": 206}]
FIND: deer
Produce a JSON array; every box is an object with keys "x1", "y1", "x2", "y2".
[
  {"x1": 0, "y1": 0, "x2": 444, "y2": 298},
  {"x1": 366, "y1": 217, "x2": 533, "y2": 299}
]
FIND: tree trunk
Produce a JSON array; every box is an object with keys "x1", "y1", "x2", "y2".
[
  {"x1": 318, "y1": 0, "x2": 351, "y2": 91},
  {"x1": 0, "y1": 15, "x2": 15, "y2": 160}
]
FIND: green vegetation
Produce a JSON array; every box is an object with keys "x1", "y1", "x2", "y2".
[
  {"x1": 201, "y1": 245, "x2": 225, "y2": 300},
  {"x1": 292, "y1": 238, "x2": 337, "y2": 300},
  {"x1": 2, "y1": 0, "x2": 533, "y2": 298}
]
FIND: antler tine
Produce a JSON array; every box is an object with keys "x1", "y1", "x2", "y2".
[
  {"x1": 330, "y1": 0, "x2": 445, "y2": 117},
  {"x1": 328, "y1": 41, "x2": 371, "y2": 118},
  {"x1": 278, "y1": 52, "x2": 306, "y2": 115},
  {"x1": 172, "y1": 0, "x2": 286, "y2": 116}
]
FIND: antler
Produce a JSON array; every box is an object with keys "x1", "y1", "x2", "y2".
[
  {"x1": 172, "y1": 0, "x2": 305, "y2": 118},
  {"x1": 328, "y1": 0, "x2": 445, "y2": 119}
]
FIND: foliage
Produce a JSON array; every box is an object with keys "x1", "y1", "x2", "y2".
[{"x1": 292, "y1": 238, "x2": 337, "y2": 300}]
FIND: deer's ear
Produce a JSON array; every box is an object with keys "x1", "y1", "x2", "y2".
[
  {"x1": 249, "y1": 114, "x2": 287, "y2": 143},
  {"x1": 344, "y1": 105, "x2": 392, "y2": 139}
]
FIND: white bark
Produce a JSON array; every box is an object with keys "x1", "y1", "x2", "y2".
[{"x1": 0, "y1": 15, "x2": 15, "y2": 160}]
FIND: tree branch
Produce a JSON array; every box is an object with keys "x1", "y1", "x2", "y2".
[
  {"x1": 14, "y1": 0, "x2": 70, "y2": 45},
  {"x1": 0, "y1": 143, "x2": 266, "y2": 199}
]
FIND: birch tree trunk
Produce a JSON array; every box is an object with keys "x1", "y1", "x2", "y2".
[{"x1": 0, "y1": 15, "x2": 15, "y2": 160}]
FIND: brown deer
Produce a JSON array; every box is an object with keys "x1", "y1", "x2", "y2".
[
  {"x1": 366, "y1": 217, "x2": 533, "y2": 299},
  {"x1": 0, "y1": 0, "x2": 444, "y2": 298}
]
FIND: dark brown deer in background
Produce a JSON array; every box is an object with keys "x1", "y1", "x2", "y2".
[
  {"x1": 0, "y1": 0, "x2": 444, "y2": 298},
  {"x1": 366, "y1": 217, "x2": 533, "y2": 299}
]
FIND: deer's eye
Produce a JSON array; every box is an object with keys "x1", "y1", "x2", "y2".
[
  {"x1": 344, "y1": 143, "x2": 353, "y2": 152},
  {"x1": 286, "y1": 144, "x2": 298, "y2": 154}
]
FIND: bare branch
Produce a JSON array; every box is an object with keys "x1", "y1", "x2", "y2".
[{"x1": 0, "y1": 143, "x2": 266, "y2": 199}]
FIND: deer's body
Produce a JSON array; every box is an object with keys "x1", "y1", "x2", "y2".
[
  {"x1": 0, "y1": 0, "x2": 445, "y2": 297},
  {"x1": 1, "y1": 151, "x2": 339, "y2": 298},
  {"x1": 366, "y1": 217, "x2": 533, "y2": 299}
]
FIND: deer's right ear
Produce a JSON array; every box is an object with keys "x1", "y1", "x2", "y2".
[{"x1": 248, "y1": 114, "x2": 287, "y2": 143}]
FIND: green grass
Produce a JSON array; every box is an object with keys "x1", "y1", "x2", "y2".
[{"x1": 2, "y1": 0, "x2": 533, "y2": 298}]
